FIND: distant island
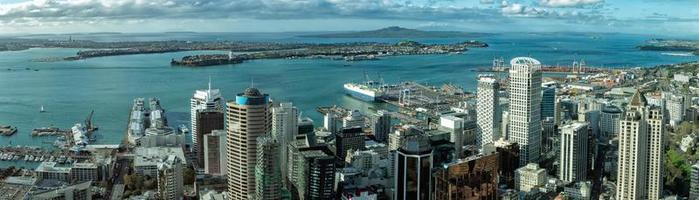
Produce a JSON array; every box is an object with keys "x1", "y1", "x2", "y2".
[
  {"x1": 299, "y1": 26, "x2": 491, "y2": 38},
  {"x1": 637, "y1": 39, "x2": 699, "y2": 55}
]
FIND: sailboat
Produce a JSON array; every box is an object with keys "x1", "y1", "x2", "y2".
[{"x1": 40, "y1": 105, "x2": 45, "y2": 113}]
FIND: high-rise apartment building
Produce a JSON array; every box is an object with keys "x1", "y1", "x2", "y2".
[{"x1": 616, "y1": 90, "x2": 649, "y2": 200}]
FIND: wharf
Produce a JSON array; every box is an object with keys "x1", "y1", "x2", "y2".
[{"x1": 0, "y1": 125, "x2": 18, "y2": 136}]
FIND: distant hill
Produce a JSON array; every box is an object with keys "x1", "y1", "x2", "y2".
[{"x1": 299, "y1": 26, "x2": 490, "y2": 38}]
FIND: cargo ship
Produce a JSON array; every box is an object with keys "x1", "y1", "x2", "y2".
[{"x1": 343, "y1": 79, "x2": 385, "y2": 102}]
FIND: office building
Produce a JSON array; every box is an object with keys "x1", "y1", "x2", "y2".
[
  {"x1": 600, "y1": 105, "x2": 622, "y2": 140},
  {"x1": 542, "y1": 86, "x2": 556, "y2": 121},
  {"x1": 303, "y1": 151, "x2": 336, "y2": 200},
  {"x1": 508, "y1": 57, "x2": 543, "y2": 165},
  {"x1": 616, "y1": 90, "x2": 649, "y2": 200},
  {"x1": 158, "y1": 155, "x2": 184, "y2": 200},
  {"x1": 439, "y1": 115, "x2": 464, "y2": 158},
  {"x1": 337, "y1": 127, "x2": 366, "y2": 163},
  {"x1": 324, "y1": 113, "x2": 342, "y2": 134},
  {"x1": 394, "y1": 135, "x2": 433, "y2": 200},
  {"x1": 477, "y1": 74, "x2": 500, "y2": 149},
  {"x1": 372, "y1": 111, "x2": 391, "y2": 143},
  {"x1": 559, "y1": 122, "x2": 589, "y2": 183},
  {"x1": 70, "y1": 163, "x2": 98, "y2": 183},
  {"x1": 31, "y1": 181, "x2": 92, "y2": 200},
  {"x1": 204, "y1": 130, "x2": 226, "y2": 176},
  {"x1": 298, "y1": 117, "x2": 314, "y2": 135},
  {"x1": 344, "y1": 110, "x2": 365, "y2": 128},
  {"x1": 191, "y1": 80, "x2": 223, "y2": 163},
  {"x1": 494, "y1": 138, "x2": 520, "y2": 189},
  {"x1": 433, "y1": 151, "x2": 499, "y2": 200},
  {"x1": 226, "y1": 87, "x2": 272, "y2": 200},
  {"x1": 195, "y1": 110, "x2": 224, "y2": 167},
  {"x1": 563, "y1": 181, "x2": 592, "y2": 200},
  {"x1": 272, "y1": 102, "x2": 299, "y2": 186},
  {"x1": 254, "y1": 136, "x2": 282, "y2": 200},
  {"x1": 515, "y1": 163, "x2": 547, "y2": 193}
]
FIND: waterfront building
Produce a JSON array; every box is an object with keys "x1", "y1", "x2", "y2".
[
  {"x1": 337, "y1": 127, "x2": 366, "y2": 163},
  {"x1": 542, "y1": 86, "x2": 556, "y2": 121},
  {"x1": 31, "y1": 181, "x2": 92, "y2": 200},
  {"x1": 191, "y1": 79, "x2": 223, "y2": 165},
  {"x1": 133, "y1": 147, "x2": 187, "y2": 177},
  {"x1": 616, "y1": 90, "x2": 649, "y2": 200},
  {"x1": 371, "y1": 110, "x2": 392, "y2": 143},
  {"x1": 690, "y1": 163, "x2": 699, "y2": 199},
  {"x1": 324, "y1": 112, "x2": 342, "y2": 134},
  {"x1": 226, "y1": 87, "x2": 272, "y2": 200},
  {"x1": 70, "y1": 162, "x2": 98, "y2": 183},
  {"x1": 204, "y1": 130, "x2": 227, "y2": 176},
  {"x1": 394, "y1": 135, "x2": 433, "y2": 200},
  {"x1": 647, "y1": 105, "x2": 665, "y2": 200},
  {"x1": 272, "y1": 102, "x2": 299, "y2": 186},
  {"x1": 515, "y1": 163, "x2": 547, "y2": 193},
  {"x1": 508, "y1": 57, "x2": 543, "y2": 165},
  {"x1": 254, "y1": 136, "x2": 282, "y2": 200},
  {"x1": 433, "y1": 151, "x2": 499, "y2": 200},
  {"x1": 195, "y1": 109, "x2": 224, "y2": 167},
  {"x1": 600, "y1": 105, "x2": 622, "y2": 140},
  {"x1": 558, "y1": 122, "x2": 589, "y2": 183},
  {"x1": 344, "y1": 110, "x2": 365, "y2": 128},
  {"x1": 35, "y1": 162, "x2": 71, "y2": 182},
  {"x1": 157, "y1": 155, "x2": 184, "y2": 200},
  {"x1": 477, "y1": 74, "x2": 500, "y2": 149}
]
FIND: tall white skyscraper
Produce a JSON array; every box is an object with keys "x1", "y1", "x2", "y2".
[
  {"x1": 191, "y1": 78, "x2": 223, "y2": 159},
  {"x1": 477, "y1": 74, "x2": 500, "y2": 149},
  {"x1": 271, "y1": 102, "x2": 298, "y2": 186},
  {"x1": 508, "y1": 57, "x2": 543, "y2": 165},
  {"x1": 616, "y1": 90, "x2": 649, "y2": 200},
  {"x1": 646, "y1": 105, "x2": 664, "y2": 200},
  {"x1": 558, "y1": 122, "x2": 588, "y2": 183}
]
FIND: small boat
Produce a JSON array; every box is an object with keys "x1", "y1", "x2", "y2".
[
  {"x1": 40, "y1": 105, "x2": 46, "y2": 113},
  {"x1": 178, "y1": 124, "x2": 189, "y2": 133}
]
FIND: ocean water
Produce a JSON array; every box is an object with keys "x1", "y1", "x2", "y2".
[{"x1": 0, "y1": 32, "x2": 697, "y2": 151}]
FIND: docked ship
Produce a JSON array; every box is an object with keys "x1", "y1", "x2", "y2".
[{"x1": 343, "y1": 78, "x2": 386, "y2": 102}]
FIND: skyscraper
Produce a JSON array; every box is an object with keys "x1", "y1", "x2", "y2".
[
  {"x1": 191, "y1": 79, "x2": 223, "y2": 163},
  {"x1": 226, "y1": 87, "x2": 272, "y2": 200},
  {"x1": 204, "y1": 130, "x2": 227, "y2": 176},
  {"x1": 558, "y1": 122, "x2": 589, "y2": 183},
  {"x1": 616, "y1": 90, "x2": 649, "y2": 200},
  {"x1": 690, "y1": 163, "x2": 699, "y2": 199},
  {"x1": 541, "y1": 86, "x2": 556, "y2": 121},
  {"x1": 372, "y1": 110, "x2": 392, "y2": 143},
  {"x1": 272, "y1": 102, "x2": 299, "y2": 186},
  {"x1": 508, "y1": 57, "x2": 543, "y2": 165},
  {"x1": 394, "y1": 135, "x2": 433, "y2": 200},
  {"x1": 303, "y1": 151, "x2": 336, "y2": 200},
  {"x1": 336, "y1": 127, "x2": 365, "y2": 163},
  {"x1": 254, "y1": 136, "x2": 282, "y2": 200},
  {"x1": 477, "y1": 74, "x2": 500, "y2": 149},
  {"x1": 195, "y1": 110, "x2": 224, "y2": 167},
  {"x1": 646, "y1": 106, "x2": 664, "y2": 200},
  {"x1": 600, "y1": 105, "x2": 622, "y2": 141}
]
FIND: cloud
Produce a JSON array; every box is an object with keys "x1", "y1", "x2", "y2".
[
  {"x1": 0, "y1": 0, "x2": 504, "y2": 24},
  {"x1": 538, "y1": 0, "x2": 603, "y2": 8}
]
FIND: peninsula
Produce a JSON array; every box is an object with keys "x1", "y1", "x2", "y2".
[
  {"x1": 170, "y1": 40, "x2": 488, "y2": 67},
  {"x1": 637, "y1": 39, "x2": 699, "y2": 55}
]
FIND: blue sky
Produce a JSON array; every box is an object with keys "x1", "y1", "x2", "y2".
[{"x1": 0, "y1": 0, "x2": 697, "y2": 36}]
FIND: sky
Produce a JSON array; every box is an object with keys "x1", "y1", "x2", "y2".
[{"x1": 0, "y1": 0, "x2": 698, "y2": 36}]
